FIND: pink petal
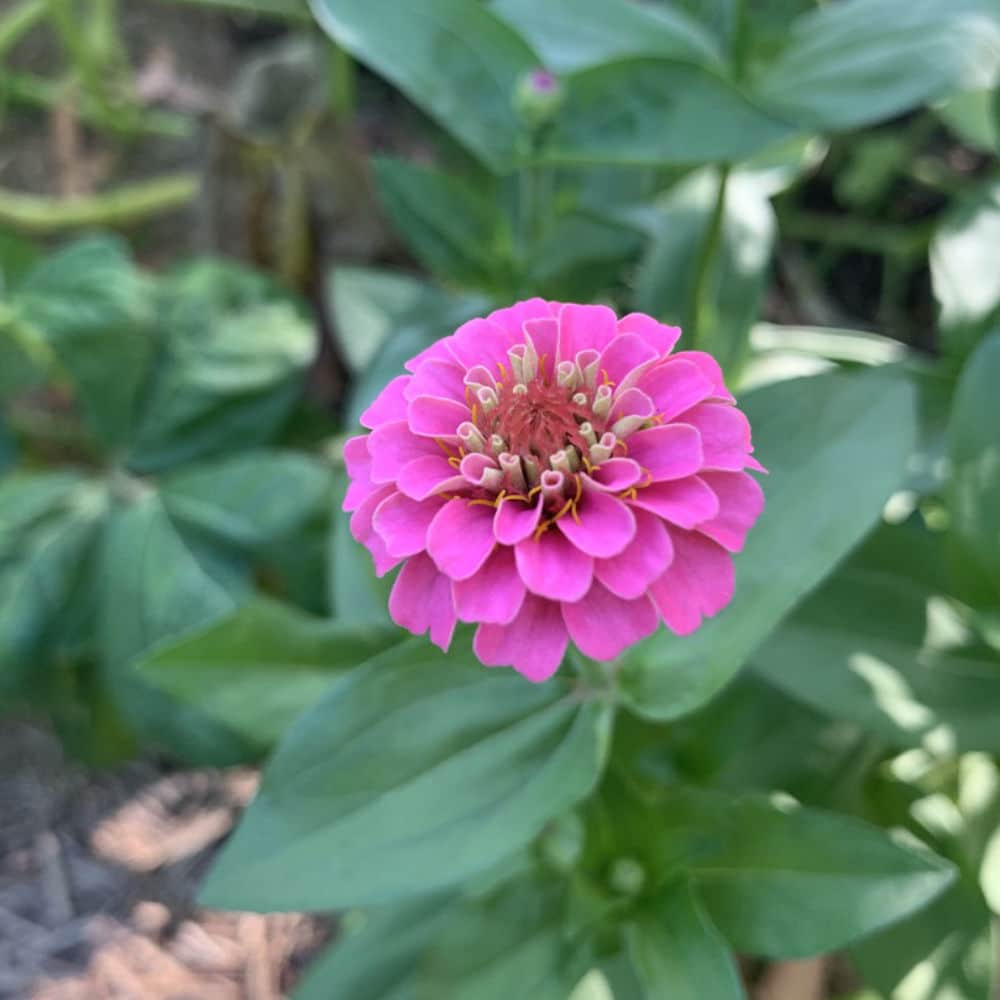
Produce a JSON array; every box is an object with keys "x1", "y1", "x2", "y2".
[
  {"x1": 405, "y1": 358, "x2": 467, "y2": 403},
  {"x1": 343, "y1": 435, "x2": 373, "y2": 511},
  {"x1": 368, "y1": 420, "x2": 440, "y2": 483},
  {"x1": 649, "y1": 530, "x2": 735, "y2": 635},
  {"x1": 617, "y1": 313, "x2": 682, "y2": 355},
  {"x1": 671, "y1": 351, "x2": 734, "y2": 403},
  {"x1": 515, "y1": 530, "x2": 593, "y2": 602},
  {"x1": 474, "y1": 595, "x2": 569, "y2": 682},
  {"x1": 360, "y1": 374, "x2": 411, "y2": 429},
  {"x1": 453, "y1": 547, "x2": 526, "y2": 624},
  {"x1": 487, "y1": 298, "x2": 554, "y2": 339},
  {"x1": 407, "y1": 395, "x2": 469, "y2": 440},
  {"x1": 349, "y1": 484, "x2": 401, "y2": 577},
  {"x1": 450, "y1": 318, "x2": 516, "y2": 372},
  {"x1": 697, "y1": 471, "x2": 765, "y2": 553},
  {"x1": 679, "y1": 403, "x2": 754, "y2": 471},
  {"x1": 594, "y1": 509, "x2": 673, "y2": 599},
  {"x1": 494, "y1": 493, "x2": 543, "y2": 545},
  {"x1": 557, "y1": 304, "x2": 617, "y2": 363},
  {"x1": 372, "y1": 491, "x2": 443, "y2": 558},
  {"x1": 426, "y1": 498, "x2": 496, "y2": 580},
  {"x1": 523, "y1": 317, "x2": 559, "y2": 367},
  {"x1": 397, "y1": 454, "x2": 466, "y2": 501},
  {"x1": 460, "y1": 451, "x2": 501, "y2": 487},
  {"x1": 556, "y1": 489, "x2": 636, "y2": 558},
  {"x1": 586, "y1": 458, "x2": 642, "y2": 492},
  {"x1": 562, "y1": 581, "x2": 659, "y2": 660},
  {"x1": 404, "y1": 337, "x2": 456, "y2": 373},
  {"x1": 639, "y1": 358, "x2": 714, "y2": 422},
  {"x1": 607, "y1": 387, "x2": 656, "y2": 428},
  {"x1": 625, "y1": 424, "x2": 703, "y2": 481},
  {"x1": 629, "y1": 476, "x2": 719, "y2": 528},
  {"x1": 388, "y1": 552, "x2": 456, "y2": 651},
  {"x1": 598, "y1": 333, "x2": 659, "y2": 387}
]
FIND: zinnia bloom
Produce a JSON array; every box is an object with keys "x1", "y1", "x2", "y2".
[{"x1": 343, "y1": 301, "x2": 764, "y2": 682}]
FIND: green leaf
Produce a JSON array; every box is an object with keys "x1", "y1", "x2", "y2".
[
  {"x1": 634, "y1": 167, "x2": 775, "y2": 376},
  {"x1": 660, "y1": 788, "x2": 956, "y2": 958},
  {"x1": 328, "y1": 472, "x2": 391, "y2": 624},
  {"x1": 0, "y1": 416, "x2": 13, "y2": 472},
  {"x1": 851, "y1": 883, "x2": 995, "y2": 1000},
  {"x1": 938, "y1": 88, "x2": 1000, "y2": 153},
  {"x1": 308, "y1": 0, "x2": 538, "y2": 173},
  {"x1": 626, "y1": 881, "x2": 744, "y2": 1000},
  {"x1": 545, "y1": 60, "x2": 795, "y2": 167},
  {"x1": 161, "y1": 449, "x2": 331, "y2": 549},
  {"x1": 0, "y1": 229, "x2": 40, "y2": 293},
  {"x1": 139, "y1": 598, "x2": 399, "y2": 751},
  {"x1": 619, "y1": 366, "x2": 918, "y2": 721},
  {"x1": 97, "y1": 494, "x2": 254, "y2": 764},
  {"x1": 15, "y1": 236, "x2": 155, "y2": 449},
  {"x1": 0, "y1": 477, "x2": 105, "y2": 692},
  {"x1": 416, "y1": 877, "x2": 591, "y2": 1000},
  {"x1": 200, "y1": 636, "x2": 611, "y2": 910},
  {"x1": 931, "y1": 182, "x2": 1000, "y2": 355},
  {"x1": 947, "y1": 333, "x2": 1000, "y2": 608},
  {"x1": 373, "y1": 157, "x2": 512, "y2": 292},
  {"x1": 490, "y1": 0, "x2": 722, "y2": 73},
  {"x1": 293, "y1": 895, "x2": 456, "y2": 1000},
  {"x1": 128, "y1": 301, "x2": 314, "y2": 473},
  {"x1": 754, "y1": 0, "x2": 1000, "y2": 131},
  {"x1": 329, "y1": 267, "x2": 429, "y2": 375},
  {"x1": 753, "y1": 524, "x2": 1000, "y2": 751}
]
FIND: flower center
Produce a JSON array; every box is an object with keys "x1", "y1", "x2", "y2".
[{"x1": 492, "y1": 378, "x2": 591, "y2": 460}]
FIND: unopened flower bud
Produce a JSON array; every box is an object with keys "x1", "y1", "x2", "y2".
[{"x1": 514, "y1": 68, "x2": 565, "y2": 130}]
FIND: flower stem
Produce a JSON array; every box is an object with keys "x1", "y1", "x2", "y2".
[{"x1": 685, "y1": 165, "x2": 729, "y2": 350}]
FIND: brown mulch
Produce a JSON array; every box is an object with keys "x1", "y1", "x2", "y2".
[{"x1": 0, "y1": 722, "x2": 329, "y2": 1000}]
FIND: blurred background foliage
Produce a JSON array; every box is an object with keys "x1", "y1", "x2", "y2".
[{"x1": 2, "y1": 0, "x2": 1000, "y2": 997}]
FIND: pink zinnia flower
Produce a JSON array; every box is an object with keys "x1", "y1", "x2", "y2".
[{"x1": 343, "y1": 301, "x2": 764, "y2": 682}]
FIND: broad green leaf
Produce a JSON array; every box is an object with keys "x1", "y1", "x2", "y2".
[
  {"x1": 416, "y1": 878, "x2": 592, "y2": 1000},
  {"x1": 626, "y1": 881, "x2": 744, "y2": 1000},
  {"x1": 529, "y1": 213, "x2": 641, "y2": 302},
  {"x1": 660, "y1": 788, "x2": 955, "y2": 958},
  {"x1": 937, "y1": 88, "x2": 1000, "y2": 153},
  {"x1": 200, "y1": 636, "x2": 612, "y2": 910},
  {"x1": 545, "y1": 60, "x2": 795, "y2": 167},
  {"x1": 330, "y1": 267, "x2": 429, "y2": 374},
  {"x1": 98, "y1": 494, "x2": 253, "y2": 764},
  {"x1": 293, "y1": 895, "x2": 456, "y2": 1000},
  {"x1": 753, "y1": 525, "x2": 1000, "y2": 751},
  {"x1": 619, "y1": 367, "x2": 918, "y2": 721},
  {"x1": 373, "y1": 157, "x2": 513, "y2": 292},
  {"x1": 851, "y1": 883, "x2": 995, "y2": 1000},
  {"x1": 947, "y1": 333, "x2": 1000, "y2": 607},
  {"x1": 490, "y1": 0, "x2": 722, "y2": 73},
  {"x1": 755, "y1": 0, "x2": 1000, "y2": 131},
  {"x1": 309, "y1": 0, "x2": 538, "y2": 173},
  {"x1": 931, "y1": 182, "x2": 1000, "y2": 353},
  {"x1": 634, "y1": 167, "x2": 775, "y2": 375},
  {"x1": 139, "y1": 598, "x2": 399, "y2": 751},
  {"x1": 128, "y1": 301, "x2": 314, "y2": 473},
  {"x1": 0, "y1": 417, "x2": 12, "y2": 472},
  {"x1": 328, "y1": 472, "x2": 391, "y2": 624},
  {"x1": 0, "y1": 229, "x2": 40, "y2": 293},
  {"x1": 0, "y1": 479, "x2": 105, "y2": 692},
  {"x1": 161, "y1": 449, "x2": 331, "y2": 549},
  {"x1": 15, "y1": 236, "x2": 155, "y2": 449}
]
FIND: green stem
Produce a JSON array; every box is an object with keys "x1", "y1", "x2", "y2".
[
  {"x1": 328, "y1": 42, "x2": 356, "y2": 126},
  {"x1": 0, "y1": 173, "x2": 199, "y2": 232},
  {"x1": 150, "y1": 0, "x2": 310, "y2": 20},
  {"x1": 730, "y1": 0, "x2": 750, "y2": 81},
  {"x1": 0, "y1": 0, "x2": 47, "y2": 58},
  {"x1": 686, "y1": 165, "x2": 729, "y2": 349},
  {"x1": 1, "y1": 71, "x2": 193, "y2": 137}
]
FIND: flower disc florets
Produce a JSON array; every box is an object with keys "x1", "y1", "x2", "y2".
[{"x1": 343, "y1": 300, "x2": 764, "y2": 682}]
